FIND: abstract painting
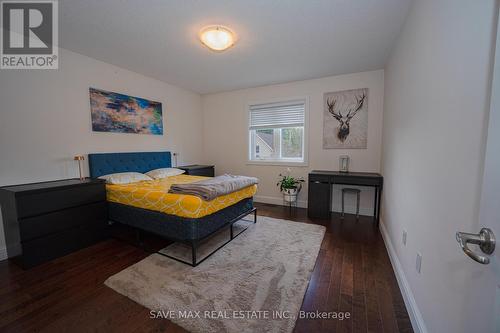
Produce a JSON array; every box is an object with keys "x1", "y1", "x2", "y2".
[
  {"x1": 323, "y1": 88, "x2": 368, "y2": 149},
  {"x1": 89, "y1": 88, "x2": 163, "y2": 135}
]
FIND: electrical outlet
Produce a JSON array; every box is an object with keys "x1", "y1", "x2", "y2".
[
  {"x1": 402, "y1": 230, "x2": 407, "y2": 246},
  {"x1": 416, "y1": 253, "x2": 422, "y2": 274}
]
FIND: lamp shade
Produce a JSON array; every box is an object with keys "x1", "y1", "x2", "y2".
[{"x1": 199, "y1": 26, "x2": 236, "y2": 51}]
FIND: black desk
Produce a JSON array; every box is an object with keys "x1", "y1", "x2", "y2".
[{"x1": 307, "y1": 170, "x2": 383, "y2": 225}]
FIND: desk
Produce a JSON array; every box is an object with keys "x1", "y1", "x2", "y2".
[{"x1": 307, "y1": 170, "x2": 383, "y2": 225}]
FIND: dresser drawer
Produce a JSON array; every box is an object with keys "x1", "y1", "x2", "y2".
[
  {"x1": 21, "y1": 223, "x2": 109, "y2": 268},
  {"x1": 16, "y1": 183, "x2": 106, "y2": 218},
  {"x1": 19, "y1": 201, "x2": 107, "y2": 241},
  {"x1": 333, "y1": 176, "x2": 382, "y2": 186}
]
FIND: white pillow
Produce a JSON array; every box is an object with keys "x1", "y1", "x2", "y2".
[
  {"x1": 99, "y1": 172, "x2": 153, "y2": 184},
  {"x1": 145, "y1": 168, "x2": 185, "y2": 179}
]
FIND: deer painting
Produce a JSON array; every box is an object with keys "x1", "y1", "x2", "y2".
[
  {"x1": 327, "y1": 93, "x2": 366, "y2": 142},
  {"x1": 323, "y1": 88, "x2": 368, "y2": 149}
]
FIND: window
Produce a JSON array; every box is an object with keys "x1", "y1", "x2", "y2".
[{"x1": 249, "y1": 99, "x2": 306, "y2": 164}]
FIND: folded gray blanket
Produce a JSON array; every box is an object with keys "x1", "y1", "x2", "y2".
[{"x1": 168, "y1": 174, "x2": 259, "y2": 201}]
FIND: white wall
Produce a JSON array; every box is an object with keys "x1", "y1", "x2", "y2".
[
  {"x1": 0, "y1": 48, "x2": 203, "y2": 257},
  {"x1": 202, "y1": 70, "x2": 384, "y2": 214},
  {"x1": 381, "y1": 0, "x2": 498, "y2": 332}
]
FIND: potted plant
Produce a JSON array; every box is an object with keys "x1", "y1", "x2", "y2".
[{"x1": 277, "y1": 170, "x2": 305, "y2": 203}]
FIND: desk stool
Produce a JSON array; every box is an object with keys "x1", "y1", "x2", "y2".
[{"x1": 342, "y1": 188, "x2": 361, "y2": 219}]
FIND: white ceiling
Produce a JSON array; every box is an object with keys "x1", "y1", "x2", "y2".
[{"x1": 60, "y1": 0, "x2": 412, "y2": 94}]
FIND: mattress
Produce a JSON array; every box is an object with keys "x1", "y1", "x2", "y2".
[{"x1": 106, "y1": 174, "x2": 257, "y2": 218}]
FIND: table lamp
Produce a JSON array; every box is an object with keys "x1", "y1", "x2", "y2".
[{"x1": 74, "y1": 155, "x2": 85, "y2": 181}]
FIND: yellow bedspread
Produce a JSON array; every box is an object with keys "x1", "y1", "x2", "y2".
[{"x1": 106, "y1": 174, "x2": 257, "y2": 218}]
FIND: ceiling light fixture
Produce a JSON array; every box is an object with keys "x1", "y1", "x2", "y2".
[{"x1": 199, "y1": 25, "x2": 236, "y2": 52}]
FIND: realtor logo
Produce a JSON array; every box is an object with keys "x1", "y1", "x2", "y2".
[{"x1": 1, "y1": 0, "x2": 58, "y2": 69}]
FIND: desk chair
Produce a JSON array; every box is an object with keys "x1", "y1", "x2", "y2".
[{"x1": 341, "y1": 188, "x2": 361, "y2": 219}]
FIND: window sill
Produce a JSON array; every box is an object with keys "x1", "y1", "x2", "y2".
[{"x1": 246, "y1": 160, "x2": 309, "y2": 167}]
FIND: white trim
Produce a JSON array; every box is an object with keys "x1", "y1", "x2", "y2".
[
  {"x1": 246, "y1": 96, "x2": 309, "y2": 166},
  {"x1": 246, "y1": 160, "x2": 309, "y2": 167},
  {"x1": 254, "y1": 195, "x2": 375, "y2": 216},
  {"x1": 379, "y1": 220, "x2": 428, "y2": 333},
  {"x1": 254, "y1": 195, "x2": 308, "y2": 208}
]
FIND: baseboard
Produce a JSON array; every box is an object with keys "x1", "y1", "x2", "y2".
[
  {"x1": 253, "y1": 195, "x2": 373, "y2": 215},
  {"x1": 379, "y1": 221, "x2": 428, "y2": 333},
  {"x1": 253, "y1": 195, "x2": 308, "y2": 208}
]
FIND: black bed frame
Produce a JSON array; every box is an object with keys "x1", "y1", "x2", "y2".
[
  {"x1": 109, "y1": 203, "x2": 257, "y2": 267},
  {"x1": 154, "y1": 208, "x2": 256, "y2": 267},
  {"x1": 106, "y1": 194, "x2": 258, "y2": 267},
  {"x1": 88, "y1": 151, "x2": 258, "y2": 267}
]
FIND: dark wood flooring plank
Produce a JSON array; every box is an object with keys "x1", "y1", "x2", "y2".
[
  {"x1": 363, "y1": 239, "x2": 385, "y2": 333},
  {"x1": 309, "y1": 244, "x2": 335, "y2": 333},
  {"x1": 322, "y1": 243, "x2": 344, "y2": 332},
  {"x1": 353, "y1": 244, "x2": 367, "y2": 333},
  {"x1": 373, "y1": 241, "x2": 402, "y2": 333},
  {"x1": 294, "y1": 249, "x2": 326, "y2": 333},
  {"x1": 1, "y1": 248, "x2": 145, "y2": 332},
  {"x1": 0, "y1": 203, "x2": 413, "y2": 333},
  {"x1": 337, "y1": 241, "x2": 354, "y2": 333}
]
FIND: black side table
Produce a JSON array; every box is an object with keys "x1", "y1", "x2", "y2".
[{"x1": 178, "y1": 165, "x2": 215, "y2": 177}]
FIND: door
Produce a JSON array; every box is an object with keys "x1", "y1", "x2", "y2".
[{"x1": 456, "y1": 5, "x2": 500, "y2": 332}]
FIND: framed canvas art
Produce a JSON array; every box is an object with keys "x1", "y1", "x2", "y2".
[
  {"x1": 323, "y1": 88, "x2": 368, "y2": 149},
  {"x1": 89, "y1": 88, "x2": 163, "y2": 135}
]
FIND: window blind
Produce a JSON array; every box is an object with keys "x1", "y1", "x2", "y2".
[{"x1": 249, "y1": 100, "x2": 305, "y2": 129}]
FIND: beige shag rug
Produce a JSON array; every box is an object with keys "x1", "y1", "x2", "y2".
[{"x1": 105, "y1": 216, "x2": 325, "y2": 333}]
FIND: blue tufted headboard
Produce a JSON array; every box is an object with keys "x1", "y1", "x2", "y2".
[{"x1": 88, "y1": 151, "x2": 172, "y2": 178}]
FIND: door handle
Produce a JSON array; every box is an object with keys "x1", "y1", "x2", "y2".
[{"x1": 456, "y1": 228, "x2": 495, "y2": 264}]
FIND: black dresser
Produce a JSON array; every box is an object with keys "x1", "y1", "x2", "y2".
[
  {"x1": 178, "y1": 165, "x2": 215, "y2": 177},
  {"x1": 0, "y1": 178, "x2": 108, "y2": 268}
]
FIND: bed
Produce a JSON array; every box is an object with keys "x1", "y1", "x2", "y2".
[{"x1": 88, "y1": 151, "x2": 257, "y2": 266}]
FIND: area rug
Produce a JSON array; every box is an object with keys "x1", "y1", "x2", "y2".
[
  {"x1": 157, "y1": 219, "x2": 252, "y2": 263},
  {"x1": 105, "y1": 216, "x2": 326, "y2": 333}
]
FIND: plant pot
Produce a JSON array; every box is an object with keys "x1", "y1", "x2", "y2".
[{"x1": 283, "y1": 187, "x2": 298, "y2": 203}]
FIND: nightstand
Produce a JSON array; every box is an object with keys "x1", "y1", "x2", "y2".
[
  {"x1": 0, "y1": 178, "x2": 108, "y2": 268},
  {"x1": 178, "y1": 165, "x2": 215, "y2": 177}
]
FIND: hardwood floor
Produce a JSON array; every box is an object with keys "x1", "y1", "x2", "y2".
[
  {"x1": 0, "y1": 203, "x2": 413, "y2": 333},
  {"x1": 257, "y1": 204, "x2": 413, "y2": 333}
]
